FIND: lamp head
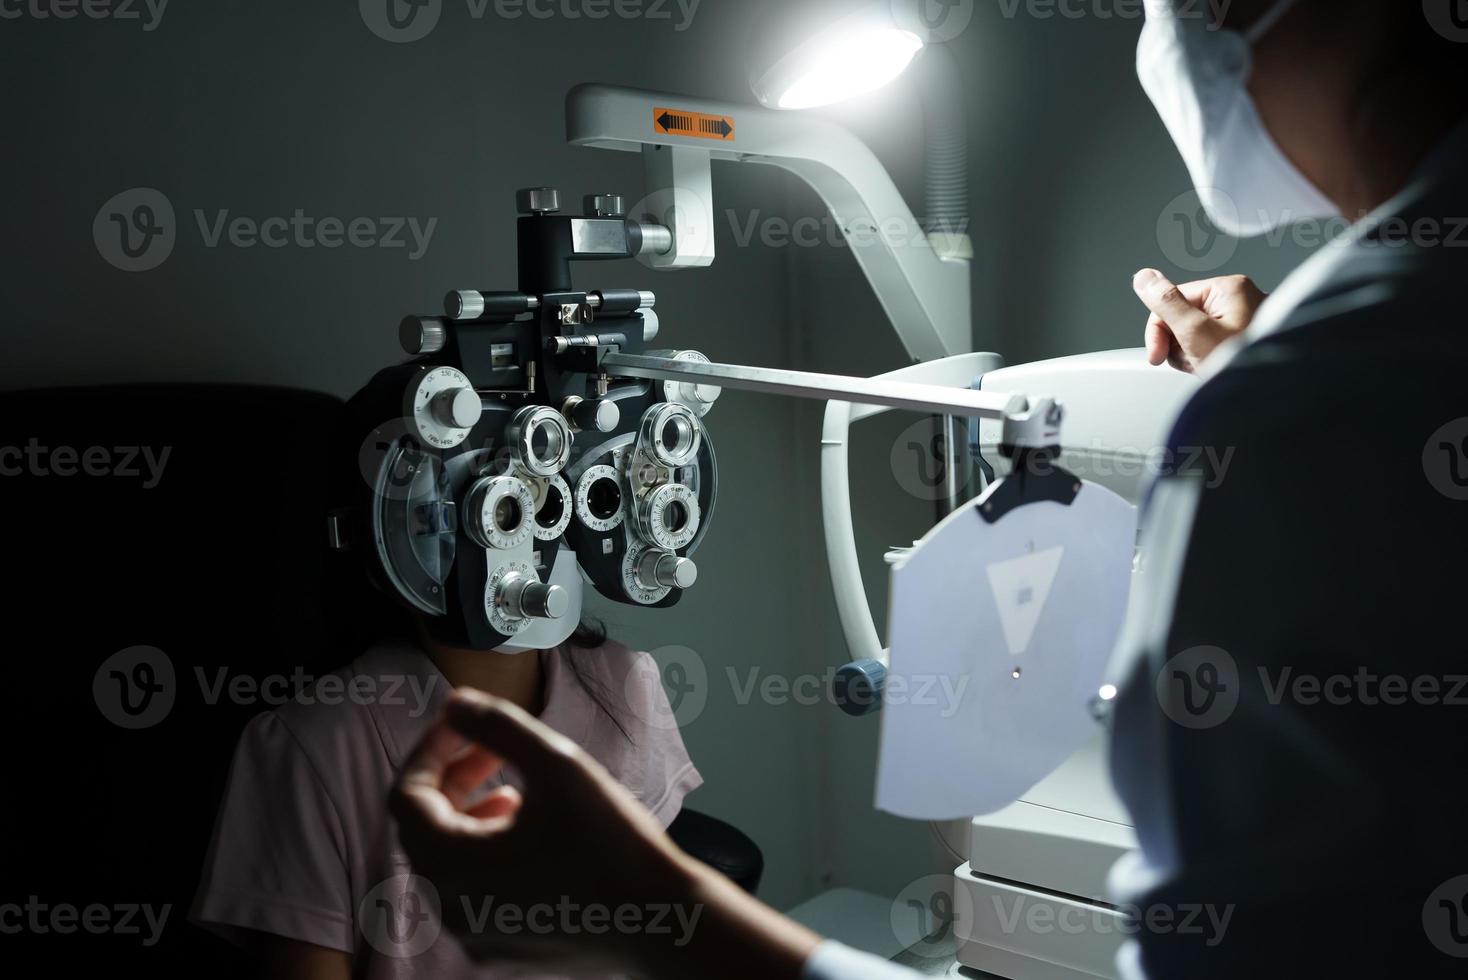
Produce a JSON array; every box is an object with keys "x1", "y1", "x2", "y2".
[{"x1": 750, "y1": 2, "x2": 925, "y2": 111}]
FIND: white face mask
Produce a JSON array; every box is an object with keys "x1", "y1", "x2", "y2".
[{"x1": 1137, "y1": 0, "x2": 1339, "y2": 238}]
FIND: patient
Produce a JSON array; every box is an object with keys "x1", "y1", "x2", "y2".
[{"x1": 190, "y1": 401, "x2": 701, "y2": 979}]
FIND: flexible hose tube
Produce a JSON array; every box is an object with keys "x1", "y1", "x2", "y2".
[{"x1": 918, "y1": 45, "x2": 970, "y2": 238}]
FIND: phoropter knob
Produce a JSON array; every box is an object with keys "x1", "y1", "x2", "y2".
[
  {"x1": 400, "y1": 316, "x2": 447, "y2": 356},
  {"x1": 584, "y1": 194, "x2": 626, "y2": 218},
  {"x1": 635, "y1": 551, "x2": 698, "y2": 591},
  {"x1": 498, "y1": 572, "x2": 569, "y2": 621},
  {"x1": 563, "y1": 396, "x2": 620, "y2": 434},
  {"x1": 431, "y1": 388, "x2": 482, "y2": 429},
  {"x1": 517, "y1": 187, "x2": 561, "y2": 215}
]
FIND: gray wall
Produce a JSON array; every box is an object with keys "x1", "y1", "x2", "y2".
[{"x1": 1, "y1": 0, "x2": 1318, "y2": 918}]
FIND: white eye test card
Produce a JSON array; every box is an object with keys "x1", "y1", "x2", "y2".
[{"x1": 876, "y1": 482, "x2": 1137, "y2": 820}]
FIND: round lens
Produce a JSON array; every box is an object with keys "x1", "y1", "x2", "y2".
[
  {"x1": 537, "y1": 485, "x2": 566, "y2": 530},
  {"x1": 531, "y1": 419, "x2": 565, "y2": 465},
  {"x1": 588, "y1": 478, "x2": 622, "y2": 521},
  {"x1": 661, "y1": 417, "x2": 691, "y2": 455},
  {"x1": 494, "y1": 496, "x2": 523, "y2": 534}
]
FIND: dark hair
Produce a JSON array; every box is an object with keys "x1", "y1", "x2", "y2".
[
  {"x1": 564, "y1": 619, "x2": 635, "y2": 744},
  {"x1": 570, "y1": 619, "x2": 608, "y2": 649}
]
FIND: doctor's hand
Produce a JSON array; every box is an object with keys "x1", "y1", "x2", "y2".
[
  {"x1": 390, "y1": 689, "x2": 821, "y2": 979},
  {"x1": 1133, "y1": 269, "x2": 1267, "y2": 373}
]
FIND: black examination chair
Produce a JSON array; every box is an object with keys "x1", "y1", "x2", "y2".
[
  {"x1": 0, "y1": 384, "x2": 759, "y2": 976},
  {"x1": 0, "y1": 386, "x2": 345, "y2": 976}
]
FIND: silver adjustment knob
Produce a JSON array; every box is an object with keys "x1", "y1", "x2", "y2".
[
  {"x1": 517, "y1": 187, "x2": 561, "y2": 215},
  {"x1": 656, "y1": 351, "x2": 722, "y2": 417},
  {"x1": 635, "y1": 551, "x2": 698, "y2": 591},
  {"x1": 525, "y1": 582, "x2": 570, "y2": 619},
  {"x1": 498, "y1": 572, "x2": 569, "y2": 621},
  {"x1": 446, "y1": 290, "x2": 485, "y2": 321},
  {"x1": 431, "y1": 388, "x2": 482, "y2": 429},
  {"x1": 401, "y1": 316, "x2": 447, "y2": 356},
  {"x1": 688, "y1": 383, "x2": 721, "y2": 412},
  {"x1": 584, "y1": 193, "x2": 626, "y2": 218},
  {"x1": 563, "y1": 396, "x2": 620, "y2": 434}
]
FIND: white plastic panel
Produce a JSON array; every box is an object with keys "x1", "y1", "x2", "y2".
[
  {"x1": 978, "y1": 350, "x2": 1201, "y2": 504},
  {"x1": 955, "y1": 863, "x2": 1126, "y2": 980}
]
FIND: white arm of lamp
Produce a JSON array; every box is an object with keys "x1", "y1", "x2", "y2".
[
  {"x1": 567, "y1": 82, "x2": 981, "y2": 686},
  {"x1": 565, "y1": 83, "x2": 972, "y2": 362}
]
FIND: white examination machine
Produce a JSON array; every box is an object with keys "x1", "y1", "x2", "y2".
[{"x1": 564, "y1": 85, "x2": 1201, "y2": 979}]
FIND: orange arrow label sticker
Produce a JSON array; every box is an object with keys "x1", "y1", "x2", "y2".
[{"x1": 653, "y1": 107, "x2": 736, "y2": 142}]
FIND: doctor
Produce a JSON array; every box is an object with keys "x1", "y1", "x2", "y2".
[{"x1": 391, "y1": 1, "x2": 1468, "y2": 977}]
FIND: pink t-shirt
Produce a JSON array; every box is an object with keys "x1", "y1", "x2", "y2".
[{"x1": 192, "y1": 640, "x2": 701, "y2": 978}]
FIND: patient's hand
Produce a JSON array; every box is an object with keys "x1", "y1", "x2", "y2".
[{"x1": 1133, "y1": 270, "x2": 1267, "y2": 373}]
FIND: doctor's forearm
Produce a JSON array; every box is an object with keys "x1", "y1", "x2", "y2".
[{"x1": 633, "y1": 858, "x2": 823, "y2": 980}]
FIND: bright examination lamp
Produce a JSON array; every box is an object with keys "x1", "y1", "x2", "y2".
[
  {"x1": 751, "y1": 15, "x2": 925, "y2": 111},
  {"x1": 746, "y1": 0, "x2": 971, "y2": 247}
]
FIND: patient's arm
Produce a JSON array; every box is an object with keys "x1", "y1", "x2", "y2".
[{"x1": 260, "y1": 936, "x2": 351, "y2": 980}]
